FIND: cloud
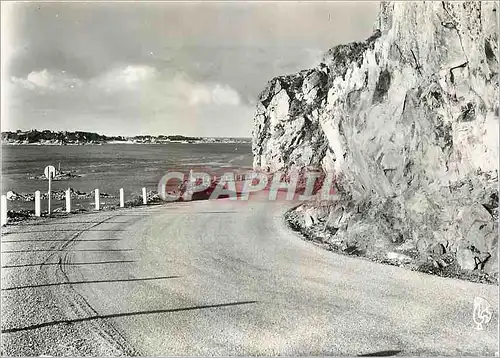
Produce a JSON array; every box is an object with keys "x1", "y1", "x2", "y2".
[
  {"x1": 174, "y1": 77, "x2": 241, "y2": 106},
  {"x1": 91, "y1": 67, "x2": 242, "y2": 106},
  {"x1": 6, "y1": 65, "x2": 252, "y2": 136},
  {"x1": 93, "y1": 65, "x2": 158, "y2": 92},
  {"x1": 10, "y1": 65, "x2": 242, "y2": 108},
  {"x1": 303, "y1": 48, "x2": 325, "y2": 68},
  {"x1": 11, "y1": 69, "x2": 82, "y2": 91}
]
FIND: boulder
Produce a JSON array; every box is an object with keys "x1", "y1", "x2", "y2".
[
  {"x1": 6, "y1": 191, "x2": 18, "y2": 200},
  {"x1": 386, "y1": 252, "x2": 413, "y2": 264},
  {"x1": 456, "y1": 244, "x2": 478, "y2": 271}
]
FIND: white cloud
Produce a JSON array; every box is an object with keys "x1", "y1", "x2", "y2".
[
  {"x1": 89, "y1": 66, "x2": 241, "y2": 106},
  {"x1": 7, "y1": 65, "x2": 252, "y2": 137},
  {"x1": 303, "y1": 48, "x2": 324, "y2": 67},
  {"x1": 93, "y1": 65, "x2": 158, "y2": 92},
  {"x1": 187, "y1": 82, "x2": 241, "y2": 106},
  {"x1": 11, "y1": 65, "x2": 242, "y2": 109},
  {"x1": 168, "y1": 74, "x2": 241, "y2": 106},
  {"x1": 11, "y1": 69, "x2": 82, "y2": 91}
]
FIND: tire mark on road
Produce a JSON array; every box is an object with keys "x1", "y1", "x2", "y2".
[
  {"x1": 56, "y1": 252, "x2": 139, "y2": 355},
  {"x1": 51, "y1": 213, "x2": 149, "y2": 355},
  {"x1": 40, "y1": 215, "x2": 120, "y2": 266}
]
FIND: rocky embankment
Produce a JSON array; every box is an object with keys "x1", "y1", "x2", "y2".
[{"x1": 253, "y1": 2, "x2": 499, "y2": 282}]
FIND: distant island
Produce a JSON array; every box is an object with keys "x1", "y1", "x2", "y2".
[{"x1": 1, "y1": 130, "x2": 251, "y2": 145}]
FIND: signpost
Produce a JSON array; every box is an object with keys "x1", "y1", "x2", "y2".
[{"x1": 44, "y1": 165, "x2": 56, "y2": 214}]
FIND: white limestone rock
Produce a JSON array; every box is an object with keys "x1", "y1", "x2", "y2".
[{"x1": 252, "y1": 1, "x2": 499, "y2": 272}]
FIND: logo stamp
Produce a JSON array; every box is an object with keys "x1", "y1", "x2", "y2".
[{"x1": 473, "y1": 296, "x2": 493, "y2": 330}]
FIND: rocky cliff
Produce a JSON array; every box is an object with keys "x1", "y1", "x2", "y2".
[{"x1": 252, "y1": 2, "x2": 499, "y2": 276}]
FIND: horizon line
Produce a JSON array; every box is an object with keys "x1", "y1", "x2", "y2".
[{"x1": 1, "y1": 128, "x2": 251, "y2": 139}]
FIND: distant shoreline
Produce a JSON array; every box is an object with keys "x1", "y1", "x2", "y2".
[
  {"x1": 1, "y1": 129, "x2": 251, "y2": 146},
  {"x1": 1, "y1": 141, "x2": 251, "y2": 146}
]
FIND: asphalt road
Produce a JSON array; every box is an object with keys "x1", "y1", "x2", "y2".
[{"x1": 1, "y1": 194, "x2": 498, "y2": 356}]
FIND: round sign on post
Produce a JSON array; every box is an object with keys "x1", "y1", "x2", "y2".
[{"x1": 44, "y1": 165, "x2": 56, "y2": 179}]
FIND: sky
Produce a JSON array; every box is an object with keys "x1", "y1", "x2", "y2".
[{"x1": 1, "y1": 1, "x2": 379, "y2": 137}]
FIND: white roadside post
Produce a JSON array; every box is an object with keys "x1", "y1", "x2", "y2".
[
  {"x1": 119, "y1": 188, "x2": 125, "y2": 208},
  {"x1": 65, "y1": 188, "x2": 71, "y2": 213},
  {"x1": 1, "y1": 195, "x2": 7, "y2": 226},
  {"x1": 35, "y1": 190, "x2": 41, "y2": 217},
  {"x1": 95, "y1": 189, "x2": 100, "y2": 210},
  {"x1": 44, "y1": 165, "x2": 56, "y2": 215},
  {"x1": 142, "y1": 187, "x2": 147, "y2": 205},
  {"x1": 48, "y1": 172, "x2": 52, "y2": 214}
]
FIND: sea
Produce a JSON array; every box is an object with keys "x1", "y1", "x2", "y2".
[{"x1": 1, "y1": 143, "x2": 253, "y2": 212}]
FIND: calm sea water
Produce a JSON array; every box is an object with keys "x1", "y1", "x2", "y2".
[{"x1": 1, "y1": 143, "x2": 253, "y2": 211}]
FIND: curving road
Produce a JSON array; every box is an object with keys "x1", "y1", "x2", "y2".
[{"x1": 1, "y1": 193, "x2": 498, "y2": 356}]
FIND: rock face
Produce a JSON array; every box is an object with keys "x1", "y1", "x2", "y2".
[{"x1": 252, "y1": 2, "x2": 499, "y2": 273}]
